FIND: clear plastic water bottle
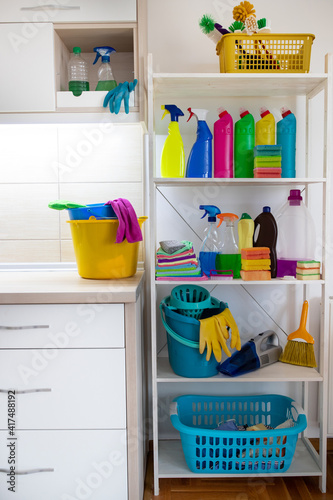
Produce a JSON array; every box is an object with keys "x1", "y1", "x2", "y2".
[{"x1": 68, "y1": 47, "x2": 89, "y2": 97}]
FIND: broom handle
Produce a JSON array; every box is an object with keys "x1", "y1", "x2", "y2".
[{"x1": 299, "y1": 300, "x2": 309, "y2": 329}]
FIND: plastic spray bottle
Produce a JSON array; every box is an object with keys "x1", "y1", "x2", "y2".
[
  {"x1": 255, "y1": 107, "x2": 275, "y2": 146},
  {"x1": 238, "y1": 213, "x2": 254, "y2": 250},
  {"x1": 234, "y1": 107, "x2": 255, "y2": 178},
  {"x1": 214, "y1": 107, "x2": 233, "y2": 178},
  {"x1": 160, "y1": 105, "x2": 185, "y2": 178},
  {"x1": 277, "y1": 106, "x2": 296, "y2": 178},
  {"x1": 253, "y1": 206, "x2": 278, "y2": 278},
  {"x1": 198, "y1": 205, "x2": 221, "y2": 276},
  {"x1": 93, "y1": 46, "x2": 117, "y2": 91},
  {"x1": 216, "y1": 213, "x2": 241, "y2": 279},
  {"x1": 186, "y1": 108, "x2": 213, "y2": 178}
]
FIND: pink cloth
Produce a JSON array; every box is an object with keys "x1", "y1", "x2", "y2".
[{"x1": 105, "y1": 198, "x2": 142, "y2": 243}]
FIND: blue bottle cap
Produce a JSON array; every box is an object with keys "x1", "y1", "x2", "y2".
[{"x1": 263, "y1": 206, "x2": 271, "y2": 213}]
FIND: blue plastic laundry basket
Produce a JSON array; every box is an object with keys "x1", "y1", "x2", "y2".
[
  {"x1": 170, "y1": 394, "x2": 307, "y2": 474},
  {"x1": 68, "y1": 203, "x2": 116, "y2": 220},
  {"x1": 160, "y1": 297, "x2": 227, "y2": 378}
]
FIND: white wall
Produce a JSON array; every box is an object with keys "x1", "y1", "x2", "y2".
[{"x1": 148, "y1": 0, "x2": 333, "y2": 73}]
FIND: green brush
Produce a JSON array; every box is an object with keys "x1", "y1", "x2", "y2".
[
  {"x1": 257, "y1": 18, "x2": 267, "y2": 29},
  {"x1": 228, "y1": 20, "x2": 245, "y2": 32},
  {"x1": 199, "y1": 14, "x2": 222, "y2": 43}
]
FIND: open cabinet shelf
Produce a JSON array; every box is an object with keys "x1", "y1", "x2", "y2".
[
  {"x1": 158, "y1": 439, "x2": 322, "y2": 478},
  {"x1": 148, "y1": 53, "x2": 332, "y2": 495}
]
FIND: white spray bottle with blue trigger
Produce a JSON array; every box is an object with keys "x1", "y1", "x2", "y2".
[
  {"x1": 199, "y1": 205, "x2": 221, "y2": 276},
  {"x1": 93, "y1": 46, "x2": 117, "y2": 91}
]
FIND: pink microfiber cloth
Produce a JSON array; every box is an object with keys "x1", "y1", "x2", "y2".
[{"x1": 105, "y1": 198, "x2": 142, "y2": 243}]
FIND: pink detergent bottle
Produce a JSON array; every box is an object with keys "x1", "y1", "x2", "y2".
[{"x1": 214, "y1": 107, "x2": 233, "y2": 178}]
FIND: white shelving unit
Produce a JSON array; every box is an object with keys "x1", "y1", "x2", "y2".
[{"x1": 148, "y1": 54, "x2": 332, "y2": 495}]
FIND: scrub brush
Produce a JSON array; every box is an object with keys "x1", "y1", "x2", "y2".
[
  {"x1": 279, "y1": 301, "x2": 317, "y2": 368},
  {"x1": 228, "y1": 21, "x2": 245, "y2": 33},
  {"x1": 199, "y1": 14, "x2": 222, "y2": 44},
  {"x1": 257, "y1": 18, "x2": 271, "y2": 33}
]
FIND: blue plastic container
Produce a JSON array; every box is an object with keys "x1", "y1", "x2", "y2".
[
  {"x1": 170, "y1": 394, "x2": 307, "y2": 474},
  {"x1": 67, "y1": 203, "x2": 117, "y2": 220},
  {"x1": 277, "y1": 107, "x2": 296, "y2": 178},
  {"x1": 160, "y1": 297, "x2": 226, "y2": 378}
]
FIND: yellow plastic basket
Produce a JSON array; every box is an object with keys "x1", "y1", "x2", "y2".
[
  {"x1": 68, "y1": 216, "x2": 147, "y2": 279},
  {"x1": 216, "y1": 33, "x2": 315, "y2": 73}
]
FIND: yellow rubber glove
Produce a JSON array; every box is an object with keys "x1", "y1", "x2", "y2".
[
  {"x1": 199, "y1": 315, "x2": 231, "y2": 362},
  {"x1": 218, "y1": 307, "x2": 241, "y2": 351}
]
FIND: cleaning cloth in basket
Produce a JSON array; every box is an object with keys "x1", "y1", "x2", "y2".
[{"x1": 105, "y1": 198, "x2": 142, "y2": 243}]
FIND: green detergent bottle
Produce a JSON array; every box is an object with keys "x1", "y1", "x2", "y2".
[
  {"x1": 234, "y1": 107, "x2": 255, "y2": 178},
  {"x1": 93, "y1": 46, "x2": 117, "y2": 91},
  {"x1": 216, "y1": 213, "x2": 241, "y2": 279}
]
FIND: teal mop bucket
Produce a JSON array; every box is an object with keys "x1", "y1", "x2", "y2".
[
  {"x1": 170, "y1": 394, "x2": 307, "y2": 474},
  {"x1": 160, "y1": 297, "x2": 227, "y2": 378}
]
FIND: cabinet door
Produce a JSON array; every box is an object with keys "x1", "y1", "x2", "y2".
[
  {"x1": 0, "y1": 349, "x2": 126, "y2": 429},
  {"x1": 0, "y1": 303, "x2": 124, "y2": 348},
  {"x1": 0, "y1": 23, "x2": 55, "y2": 112},
  {"x1": 0, "y1": 430, "x2": 127, "y2": 500},
  {"x1": 0, "y1": 0, "x2": 136, "y2": 23}
]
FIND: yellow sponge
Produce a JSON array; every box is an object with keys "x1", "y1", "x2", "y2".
[{"x1": 241, "y1": 258, "x2": 271, "y2": 270}]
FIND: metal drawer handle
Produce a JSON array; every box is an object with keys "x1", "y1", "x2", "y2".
[
  {"x1": 0, "y1": 468, "x2": 54, "y2": 475},
  {"x1": 0, "y1": 389, "x2": 51, "y2": 394},
  {"x1": 0, "y1": 325, "x2": 49, "y2": 330},
  {"x1": 21, "y1": 5, "x2": 80, "y2": 10}
]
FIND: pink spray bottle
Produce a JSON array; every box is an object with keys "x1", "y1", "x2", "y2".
[{"x1": 214, "y1": 107, "x2": 233, "y2": 178}]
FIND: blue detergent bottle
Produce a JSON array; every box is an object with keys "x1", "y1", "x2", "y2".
[
  {"x1": 186, "y1": 108, "x2": 213, "y2": 178},
  {"x1": 199, "y1": 205, "x2": 221, "y2": 276},
  {"x1": 277, "y1": 106, "x2": 296, "y2": 178}
]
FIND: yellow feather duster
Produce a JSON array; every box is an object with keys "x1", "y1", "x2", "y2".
[{"x1": 233, "y1": 1, "x2": 256, "y2": 23}]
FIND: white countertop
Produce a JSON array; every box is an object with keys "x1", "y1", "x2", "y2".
[{"x1": 0, "y1": 270, "x2": 144, "y2": 304}]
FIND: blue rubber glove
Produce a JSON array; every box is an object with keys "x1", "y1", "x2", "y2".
[{"x1": 103, "y1": 79, "x2": 138, "y2": 114}]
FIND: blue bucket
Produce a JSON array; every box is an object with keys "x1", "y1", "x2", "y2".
[
  {"x1": 160, "y1": 297, "x2": 227, "y2": 378},
  {"x1": 68, "y1": 203, "x2": 117, "y2": 220}
]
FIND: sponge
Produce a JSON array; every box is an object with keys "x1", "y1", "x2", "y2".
[
  {"x1": 296, "y1": 260, "x2": 320, "y2": 269},
  {"x1": 241, "y1": 247, "x2": 270, "y2": 260},
  {"x1": 241, "y1": 270, "x2": 271, "y2": 281},
  {"x1": 241, "y1": 259, "x2": 271, "y2": 270}
]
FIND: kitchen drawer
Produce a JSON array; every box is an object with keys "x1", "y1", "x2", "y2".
[
  {"x1": 0, "y1": 304, "x2": 124, "y2": 348},
  {"x1": 0, "y1": 0, "x2": 136, "y2": 23},
  {"x1": 0, "y1": 429, "x2": 127, "y2": 500},
  {"x1": 0, "y1": 349, "x2": 126, "y2": 429}
]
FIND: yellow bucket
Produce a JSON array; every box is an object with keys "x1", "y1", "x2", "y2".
[{"x1": 68, "y1": 217, "x2": 147, "y2": 279}]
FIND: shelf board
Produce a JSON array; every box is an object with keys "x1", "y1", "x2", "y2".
[
  {"x1": 157, "y1": 358, "x2": 323, "y2": 383},
  {"x1": 158, "y1": 439, "x2": 322, "y2": 478},
  {"x1": 56, "y1": 90, "x2": 135, "y2": 112},
  {"x1": 153, "y1": 73, "x2": 327, "y2": 98},
  {"x1": 154, "y1": 177, "x2": 326, "y2": 187},
  {"x1": 155, "y1": 278, "x2": 324, "y2": 286}
]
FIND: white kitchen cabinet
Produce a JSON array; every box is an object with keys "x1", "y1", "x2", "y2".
[
  {"x1": 0, "y1": 23, "x2": 55, "y2": 112},
  {"x1": 0, "y1": 271, "x2": 146, "y2": 500},
  {"x1": 147, "y1": 54, "x2": 332, "y2": 495},
  {"x1": 0, "y1": 430, "x2": 128, "y2": 500},
  {"x1": 0, "y1": 0, "x2": 136, "y2": 23}
]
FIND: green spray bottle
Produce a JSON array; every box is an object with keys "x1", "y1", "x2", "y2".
[
  {"x1": 216, "y1": 213, "x2": 241, "y2": 279},
  {"x1": 160, "y1": 105, "x2": 185, "y2": 178},
  {"x1": 93, "y1": 46, "x2": 117, "y2": 91},
  {"x1": 234, "y1": 107, "x2": 255, "y2": 178}
]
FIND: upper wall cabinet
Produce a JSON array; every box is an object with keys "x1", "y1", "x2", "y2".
[
  {"x1": 0, "y1": 23, "x2": 56, "y2": 112},
  {"x1": 0, "y1": 0, "x2": 136, "y2": 23}
]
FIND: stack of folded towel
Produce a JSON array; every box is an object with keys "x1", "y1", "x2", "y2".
[
  {"x1": 253, "y1": 145, "x2": 282, "y2": 178},
  {"x1": 240, "y1": 247, "x2": 271, "y2": 281},
  {"x1": 155, "y1": 240, "x2": 202, "y2": 279},
  {"x1": 296, "y1": 260, "x2": 321, "y2": 280}
]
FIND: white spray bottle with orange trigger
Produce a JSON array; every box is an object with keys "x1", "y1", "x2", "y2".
[{"x1": 216, "y1": 213, "x2": 241, "y2": 279}]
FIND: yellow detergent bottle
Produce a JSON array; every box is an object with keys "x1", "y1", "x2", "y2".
[
  {"x1": 160, "y1": 105, "x2": 185, "y2": 178},
  {"x1": 255, "y1": 106, "x2": 275, "y2": 146},
  {"x1": 238, "y1": 212, "x2": 254, "y2": 250}
]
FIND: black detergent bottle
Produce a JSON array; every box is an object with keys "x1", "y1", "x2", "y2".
[{"x1": 253, "y1": 206, "x2": 278, "y2": 278}]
